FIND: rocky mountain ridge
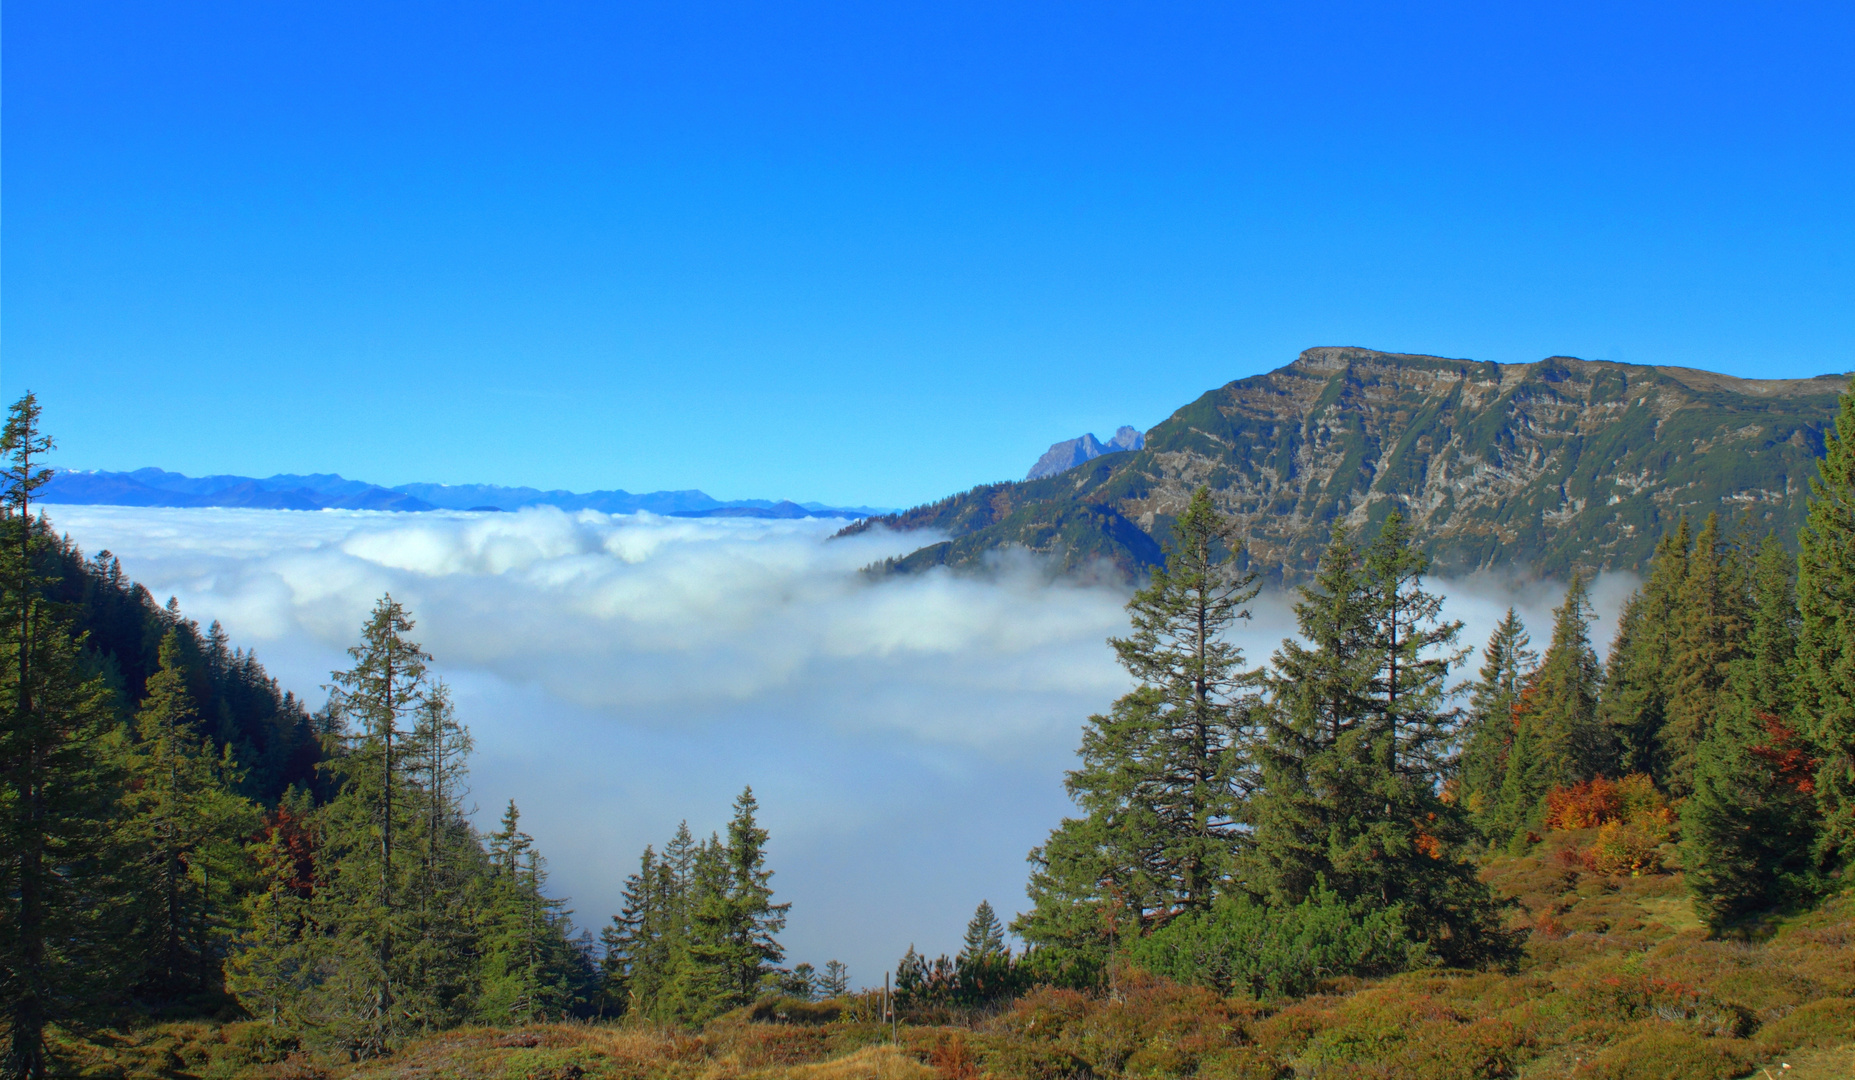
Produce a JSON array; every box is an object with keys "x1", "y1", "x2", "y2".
[
  {"x1": 1025, "y1": 425, "x2": 1146, "y2": 480},
  {"x1": 842, "y1": 346, "x2": 1850, "y2": 580}
]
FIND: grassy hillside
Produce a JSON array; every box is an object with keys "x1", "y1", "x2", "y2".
[
  {"x1": 845, "y1": 348, "x2": 1850, "y2": 581},
  {"x1": 59, "y1": 832, "x2": 1855, "y2": 1080}
]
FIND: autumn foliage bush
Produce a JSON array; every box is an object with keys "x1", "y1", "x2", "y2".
[{"x1": 1542, "y1": 774, "x2": 1677, "y2": 874}]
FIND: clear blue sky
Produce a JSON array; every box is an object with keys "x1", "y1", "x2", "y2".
[{"x1": 7, "y1": 1, "x2": 1852, "y2": 508}]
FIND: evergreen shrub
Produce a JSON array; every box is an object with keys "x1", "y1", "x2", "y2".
[
  {"x1": 1756, "y1": 996, "x2": 1855, "y2": 1052},
  {"x1": 1575, "y1": 1025, "x2": 1752, "y2": 1080},
  {"x1": 1127, "y1": 888, "x2": 1426, "y2": 999}
]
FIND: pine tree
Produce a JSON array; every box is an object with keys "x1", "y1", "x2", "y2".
[
  {"x1": 1598, "y1": 520, "x2": 1691, "y2": 784},
  {"x1": 959, "y1": 900, "x2": 1007, "y2": 961},
  {"x1": 1250, "y1": 515, "x2": 1509, "y2": 967},
  {"x1": 954, "y1": 899, "x2": 1014, "y2": 1004},
  {"x1": 119, "y1": 630, "x2": 260, "y2": 1002},
  {"x1": 1249, "y1": 524, "x2": 1378, "y2": 906},
  {"x1": 225, "y1": 795, "x2": 319, "y2": 1027},
  {"x1": 0, "y1": 393, "x2": 126, "y2": 1079},
  {"x1": 1457, "y1": 609, "x2": 1536, "y2": 840},
  {"x1": 1492, "y1": 573, "x2": 1606, "y2": 842},
  {"x1": 699, "y1": 787, "x2": 790, "y2": 1006},
  {"x1": 1011, "y1": 813, "x2": 1124, "y2": 979},
  {"x1": 1021, "y1": 487, "x2": 1262, "y2": 954},
  {"x1": 307, "y1": 597, "x2": 434, "y2": 1053},
  {"x1": 1663, "y1": 514, "x2": 1750, "y2": 796},
  {"x1": 478, "y1": 802, "x2": 577, "y2": 1023},
  {"x1": 600, "y1": 846, "x2": 658, "y2": 1016},
  {"x1": 1743, "y1": 533, "x2": 1801, "y2": 720},
  {"x1": 1798, "y1": 389, "x2": 1855, "y2": 868},
  {"x1": 400, "y1": 682, "x2": 478, "y2": 1025},
  {"x1": 1682, "y1": 535, "x2": 1819, "y2": 929}
]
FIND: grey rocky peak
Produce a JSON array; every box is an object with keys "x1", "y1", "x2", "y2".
[{"x1": 1026, "y1": 426, "x2": 1145, "y2": 481}]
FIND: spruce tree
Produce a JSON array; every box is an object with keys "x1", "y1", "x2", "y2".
[
  {"x1": 955, "y1": 899, "x2": 1013, "y2": 1004},
  {"x1": 1663, "y1": 514, "x2": 1749, "y2": 796},
  {"x1": 1798, "y1": 389, "x2": 1855, "y2": 868},
  {"x1": 1457, "y1": 609, "x2": 1536, "y2": 840},
  {"x1": 1492, "y1": 573, "x2": 1606, "y2": 841},
  {"x1": 1682, "y1": 535, "x2": 1818, "y2": 929},
  {"x1": 0, "y1": 393, "x2": 125, "y2": 1079},
  {"x1": 696, "y1": 787, "x2": 790, "y2": 1007},
  {"x1": 400, "y1": 683, "x2": 478, "y2": 1025},
  {"x1": 1012, "y1": 814, "x2": 1124, "y2": 978},
  {"x1": 1598, "y1": 519, "x2": 1692, "y2": 783},
  {"x1": 478, "y1": 802, "x2": 577, "y2": 1023},
  {"x1": 309, "y1": 597, "x2": 434, "y2": 1053},
  {"x1": 1021, "y1": 487, "x2": 1261, "y2": 956},
  {"x1": 959, "y1": 900, "x2": 1007, "y2": 961},
  {"x1": 225, "y1": 795, "x2": 318, "y2": 1026},
  {"x1": 1251, "y1": 515, "x2": 1509, "y2": 967},
  {"x1": 119, "y1": 630, "x2": 260, "y2": 1002},
  {"x1": 820, "y1": 960, "x2": 850, "y2": 997},
  {"x1": 1249, "y1": 524, "x2": 1378, "y2": 906}
]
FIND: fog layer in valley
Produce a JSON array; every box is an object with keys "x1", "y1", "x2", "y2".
[{"x1": 45, "y1": 505, "x2": 1633, "y2": 986}]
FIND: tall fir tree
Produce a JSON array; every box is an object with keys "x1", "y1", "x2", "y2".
[
  {"x1": 1018, "y1": 487, "x2": 1261, "y2": 960},
  {"x1": 310, "y1": 597, "x2": 434, "y2": 1053},
  {"x1": 1798, "y1": 389, "x2": 1855, "y2": 869},
  {"x1": 1248, "y1": 524, "x2": 1378, "y2": 907},
  {"x1": 600, "y1": 845, "x2": 661, "y2": 1016},
  {"x1": 1663, "y1": 514, "x2": 1750, "y2": 797},
  {"x1": 694, "y1": 787, "x2": 789, "y2": 1007},
  {"x1": 0, "y1": 393, "x2": 125, "y2": 1080},
  {"x1": 1250, "y1": 515, "x2": 1509, "y2": 967},
  {"x1": 1599, "y1": 519, "x2": 1693, "y2": 782},
  {"x1": 400, "y1": 682, "x2": 479, "y2": 1026},
  {"x1": 225, "y1": 792, "x2": 319, "y2": 1028},
  {"x1": 1456, "y1": 609, "x2": 1537, "y2": 841},
  {"x1": 1683, "y1": 534, "x2": 1819, "y2": 928},
  {"x1": 119, "y1": 630, "x2": 260, "y2": 1002},
  {"x1": 959, "y1": 900, "x2": 1007, "y2": 962},
  {"x1": 478, "y1": 801, "x2": 578, "y2": 1023},
  {"x1": 1492, "y1": 573, "x2": 1606, "y2": 842}
]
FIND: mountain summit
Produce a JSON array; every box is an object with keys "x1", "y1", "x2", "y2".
[
  {"x1": 844, "y1": 346, "x2": 1850, "y2": 581},
  {"x1": 1025, "y1": 426, "x2": 1146, "y2": 480}
]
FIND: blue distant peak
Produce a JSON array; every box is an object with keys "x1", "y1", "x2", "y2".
[{"x1": 44, "y1": 469, "x2": 887, "y2": 519}]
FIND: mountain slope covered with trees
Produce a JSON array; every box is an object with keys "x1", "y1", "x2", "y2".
[
  {"x1": 15, "y1": 383, "x2": 1855, "y2": 1079},
  {"x1": 843, "y1": 347, "x2": 1849, "y2": 581}
]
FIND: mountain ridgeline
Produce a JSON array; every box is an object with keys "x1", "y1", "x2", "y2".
[
  {"x1": 45, "y1": 468, "x2": 884, "y2": 519},
  {"x1": 843, "y1": 347, "x2": 1851, "y2": 581}
]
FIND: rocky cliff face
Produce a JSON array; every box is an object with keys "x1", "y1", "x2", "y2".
[
  {"x1": 1025, "y1": 425, "x2": 1147, "y2": 480},
  {"x1": 846, "y1": 347, "x2": 1849, "y2": 580}
]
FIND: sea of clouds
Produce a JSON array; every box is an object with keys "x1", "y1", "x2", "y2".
[{"x1": 44, "y1": 504, "x2": 1634, "y2": 986}]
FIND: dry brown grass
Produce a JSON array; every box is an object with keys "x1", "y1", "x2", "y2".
[{"x1": 48, "y1": 845, "x2": 1855, "y2": 1080}]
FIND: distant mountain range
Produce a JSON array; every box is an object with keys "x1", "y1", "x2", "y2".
[
  {"x1": 843, "y1": 347, "x2": 1852, "y2": 581},
  {"x1": 43, "y1": 468, "x2": 889, "y2": 520},
  {"x1": 1026, "y1": 426, "x2": 1146, "y2": 480}
]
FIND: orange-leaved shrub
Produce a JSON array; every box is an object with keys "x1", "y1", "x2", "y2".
[{"x1": 1545, "y1": 774, "x2": 1675, "y2": 874}]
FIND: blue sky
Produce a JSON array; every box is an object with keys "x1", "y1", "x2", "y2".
[{"x1": 7, "y1": 1, "x2": 1853, "y2": 507}]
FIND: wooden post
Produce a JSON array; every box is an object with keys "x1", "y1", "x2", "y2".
[{"x1": 884, "y1": 970, "x2": 894, "y2": 1042}]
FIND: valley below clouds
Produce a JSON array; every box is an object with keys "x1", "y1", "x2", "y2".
[{"x1": 45, "y1": 504, "x2": 1633, "y2": 985}]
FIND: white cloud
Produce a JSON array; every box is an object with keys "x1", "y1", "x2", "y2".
[{"x1": 46, "y1": 505, "x2": 1634, "y2": 987}]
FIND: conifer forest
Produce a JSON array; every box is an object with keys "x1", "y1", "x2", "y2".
[{"x1": 12, "y1": 383, "x2": 1855, "y2": 1080}]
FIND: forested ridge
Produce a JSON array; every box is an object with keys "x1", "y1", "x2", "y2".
[
  {"x1": 843, "y1": 348, "x2": 1849, "y2": 582},
  {"x1": 11, "y1": 384, "x2": 1855, "y2": 1080}
]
